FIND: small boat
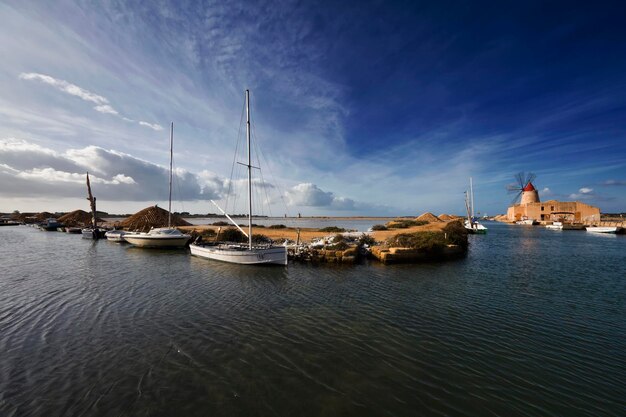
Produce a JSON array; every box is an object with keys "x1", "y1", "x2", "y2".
[
  {"x1": 516, "y1": 218, "x2": 538, "y2": 225},
  {"x1": 586, "y1": 226, "x2": 622, "y2": 234},
  {"x1": 82, "y1": 228, "x2": 106, "y2": 239},
  {"x1": 0, "y1": 220, "x2": 20, "y2": 226},
  {"x1": 190, "y1": 90, "x2": 287, "y2": 265},
  {"x1": 39, "y1": 218, "x2": 62, "y2": 231},
  {"x1": 65, "y1": 227, "x2": 82, "y2": 234},
  {"x1": 463, "y1": 179, "x2": 487, "y2": 234},
  {"x1": 105, "y1": 230, "x2": 128, "y2": 242},
  {"x1": 123, "y1": 227, "x2": 191, "y2": 247},
  {"x1": 545, "y1": 222, "x2": 563, "y2": 230},
  {"x1": 122, "y1": 123, "x2": 190, "y2": 249}
]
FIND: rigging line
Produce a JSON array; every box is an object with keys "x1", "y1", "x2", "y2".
[
  {"x1": 225, "y1": 97, "x2": 247, "y2": 213},
  {"x1": 251, "y1": 118, "x2": 290, "y2": 217},
  {"x1": 251, "y1": 128, "x2": 272, "y2": 218},
  {"x1": 171, "y1": 155, "x2": 186, "y2": 215}
]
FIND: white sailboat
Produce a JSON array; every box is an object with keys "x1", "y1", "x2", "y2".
[
  {"x1": 190, "y1": 90, "x2": 287, "y2": 265},
  {"x1": 464, "y1": 177, "x2": 488, "y2": 234},
  {"x1": 123, "y1": 123, "x2": 191, "y2": 248}
]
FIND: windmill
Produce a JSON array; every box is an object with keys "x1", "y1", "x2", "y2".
[{"x1": 506, "y1": 172, "x2": 540, "y2": 205}]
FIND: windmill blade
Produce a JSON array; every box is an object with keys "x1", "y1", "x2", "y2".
[
  {"x1": 515, "y1": 172, "x2": 526, "y2": 188},
  {"x1": 506, "y1": 183, "x2": 521, "y2": 192},
  {"x1": 525, "y1": 172, "x2": 536, "y2": 186},
  {"x1": 510, "y1": 190, "x2": 523, "y2": 205}
]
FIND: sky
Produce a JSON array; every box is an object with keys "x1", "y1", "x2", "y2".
[{"x1": 1, "y1": 0, "x2": 626, "y2": 216}]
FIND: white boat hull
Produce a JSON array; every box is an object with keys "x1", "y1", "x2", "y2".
[
  {"x1": 516, "y1": 219, "x2": 538, "y2": 225},
  {"x1": 190, "y1": 243, "x2": 287, "y2": 265},
  {"x1": 123, "y1": 235, "x2": 190, "y2": 247},
  {"x1": 586, "y1": 226, "x2": 621, "y2": 234},
  {"x1": 464, "y1": 220, "x2": 488, "y2": 234},
  {"x1": 105, "y1": 230, "x2": 128, "y2": 242},
  {"x1": 546, "y1": 222, "x2": 563, "y2": 230}
]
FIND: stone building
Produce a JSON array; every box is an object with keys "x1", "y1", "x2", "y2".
[{"x1": 506, "y1": 182, "x2": 600, "y2": 223}]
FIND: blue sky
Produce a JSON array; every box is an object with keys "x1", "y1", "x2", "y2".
[{"x1": 1, "y1": 0, "x2": 625, "y2": 215}]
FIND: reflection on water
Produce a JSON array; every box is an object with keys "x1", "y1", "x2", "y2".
[{"x1": 0, "y1": 222, "x2": 625, "y2": 416}]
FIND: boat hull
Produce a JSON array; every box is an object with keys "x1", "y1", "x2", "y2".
[
  {"x1": 104, "y1": 231, "x2": 127, "y2": 242},
  {"x1": 586, "y1": 226, "x2": 621, "y2": 234},
  {"x1": 123, "y1": 235, "x2": 190, "y2": 248},
  {"x1": 189, "y1": 243, "x2": 287, "y2": 265}
]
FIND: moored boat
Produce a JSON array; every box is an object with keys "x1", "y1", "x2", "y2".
[
  {"x1": 463, "y1": 178, "x2": 488, "y2": 234},
  {"x1": 585, "y1": 226, "x2": 622, "y2": 234},
  {"x1": 545, "y1": 221, "x2": 563, "y2": 230},
  {"x1": 123, "y1": 227, "x2": 190, "y2": 247},
  {"x1": 516, "y1": 218, "x2": 538, "y2": 225},
  {"x1": 189, "y1": 90, "x2": 287, "y2": 265},
  {"x1": 189, "y1": 242, "x2": 287, "y2": 265},
  {"x1": 121, "y1": 123, "x2": 191, "y2": 249},
  {"x1": 105, "y1": 229, "x2": 128, "y2": 242},
  {"x1": 39, "y1": 218, "x2": 62, "y2": 231}
]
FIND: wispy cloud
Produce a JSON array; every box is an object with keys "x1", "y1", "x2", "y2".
[
  {"x1": 602, "y1": 179, "x2": 626, "y2": 186},
  {"x1": 138, "y1": 121, "x2": 164, "y2": 131},
  {"x1": 19, "y1": 72, "x2": 161, "y2": 131}
]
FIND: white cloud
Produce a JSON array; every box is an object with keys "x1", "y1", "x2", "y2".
[
  {"x1": 19, "y1": 72, "x2": 109, "y2": 105},
  {"x1": 19, "y1": 72, "x2": 162, "y2": 131},
  {"x1": 579, "y1": 187, "x2": 593, "y2": 194},
  {"x1": 138, "y1": 121, "x2": 164, "y2": 131},
  {"x1": 0, "y1": 138, "x2": 225, "y2": 201},
  {"x1": 285, "y1": 183, "x2": 334, "y2": 207},
  {"x1": 94, "y1": 105, "x2": 119, "y2": 115}
]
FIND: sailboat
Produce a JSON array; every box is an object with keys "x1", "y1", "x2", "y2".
[
  {"x1": 464, "y1": 177, "x2": 488, "y2": 234},
  {"x1": 123, "y1": 123, "x2": 191, "y2": 248},
  {"x1": 190, "y1": 90, "x2": 288, "y2": 265}
]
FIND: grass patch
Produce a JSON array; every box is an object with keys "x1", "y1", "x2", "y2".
[
  {"x1": 371, "y1": 224, "x2": 388, "y2": 231},
  {"x1": 386, "y1": 221, "x2": 467, "y2": 252},
  {"x1": 386, "y1": 220, "x2": 429, "y2": 229},
  {"x1": 268, "y1": 224, "x2": 287, "y2": 229},
  {"x1": 319, "y1": 226, "x2": 346, "y2": 232}
]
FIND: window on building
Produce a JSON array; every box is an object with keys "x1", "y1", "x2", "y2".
[
  {"x1": 541, "y1": 206, "x2": 544, "y2": 211},
  {"x1": 551, "y1": 205, "x2": 554, "y2": 211}
]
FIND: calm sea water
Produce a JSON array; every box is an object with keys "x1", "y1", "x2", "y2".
[
  {"x1": 1, "y1": 222, "x2": 625, "y2": 416},
  {"x1": 183, "y1": 217, "x2": 396, "y2": 232}
]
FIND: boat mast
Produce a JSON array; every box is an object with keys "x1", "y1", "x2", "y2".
[
  {"x1": 246, "y1": 90, "x2": 252, "y2": 249},
  {"x1": 470, "y1": 177, "x2": 475, "y2": 220},
  {"x1": 86, "y1": 172, "x2": 97, "y2": 228},
  {"x1": 168, "y1": 122, "x2": 173, "y2": 229}
]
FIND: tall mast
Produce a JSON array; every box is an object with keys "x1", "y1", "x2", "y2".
[
  {"x1": 86, "y1": 172, "x2": 97, "y2": 228},
  {"x1": 246, "y1": 90, "x2": 252, "y2": 249},
  {"x1": 470, "y1": 177, "x2": 475, "y2": 219},
  {"x1": 168, "y1": 122, "x2": 173, "y2": 229}
]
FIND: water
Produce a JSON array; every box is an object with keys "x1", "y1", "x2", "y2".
[
  {"x1": 1, "y1": 222, "x2": 625, "y2": 416},
  {"x1": 183, "y1": 217, "x2": 395, "y2": 232}
]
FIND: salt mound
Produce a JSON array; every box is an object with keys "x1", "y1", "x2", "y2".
[
  {"x1": 417, "y1": 212, "x2": 443, "y2": 223},
  {"x1": 58, "y1": 209, "x2": 104, "y2": 226},
  {"x1": 119, "y1": 205, "x2": 191, "y2": 232},
  {"x1": 438, "y1": 213, "x2": 454, "y2": 221}
]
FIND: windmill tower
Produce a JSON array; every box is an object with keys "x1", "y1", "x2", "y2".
[{"x1": 507, "y1": 172, "x2": 540, "y2": 206}]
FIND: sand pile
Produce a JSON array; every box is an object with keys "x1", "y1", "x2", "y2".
[
  {"x1": 416, "y1": 212, "x2": 443, "y2": 223},
  {"x1": 14, "y1": 212, "x2": 57, "y2": 223},
  {"x1": 119, "y1": 205, "x2": 191, "y2": 232},
  {"x1": 58, "y1": 210, "x2": 103, "y2": 226},
  {"x1": 438, "y1": 213, "x2": 454, "y2": 221}
]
